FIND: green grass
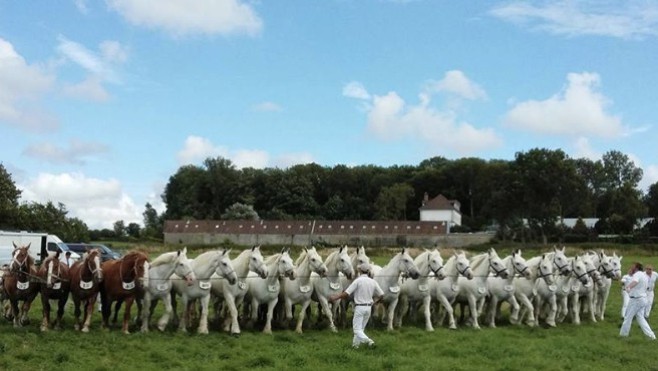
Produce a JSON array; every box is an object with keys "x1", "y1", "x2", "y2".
[{"x1": 1, "y1": 247, "x2": 657, "y2": 371}]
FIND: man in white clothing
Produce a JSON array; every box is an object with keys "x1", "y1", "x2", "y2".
[
  {"x1": 645, "y1": 265, "x2": 658, "y2": 318},
  {"x1": 330, "y1": 262, "x2": 384, "y2": 348},
  {"x1": 620, "y1": 262, "x2": 656, "y2": 340},
  {"x1": 620, "y1": 273, "x2": 632, "y2": 318}
]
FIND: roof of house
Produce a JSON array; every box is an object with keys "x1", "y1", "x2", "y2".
[
  {"x1": 419, "y1": 194, "x2": 460, "y2": 211},
  {"x1": 164, "y1": 220, "x2": 448, "y2": 235}
]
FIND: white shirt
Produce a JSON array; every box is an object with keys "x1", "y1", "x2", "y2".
[
  {"x1": 628, "y1": 271, "x2": 648, "y2": 298},
  {"x1": 647, "y1": 271, "x2": 658, "y2": 291},
  {"x1": 345, "y1": 273, "x2": 384, "y2": 305},
  {"x1": 621, "y1": 274, "x2": 632, "y2": 288}
]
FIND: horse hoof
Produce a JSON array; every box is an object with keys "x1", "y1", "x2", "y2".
[
  {"x1": 263, "y1": 329, "x2": 272, "y2": 335},
  {"x1": 157, "y1": 325, "x2": 166, "y2": 332},
  {"x1": 74, "y1": 324, "x2": 80, "y2": 331},
  {"x1": 231, "y1": 332, "x2": 241, "y2": 338},
  {"x1": 198, "y1": 329, "x2": 209, "y2": 335},
  {"x1": 41, "y1": 326, "x2": 48, "y2": 332},
  {"x1": 426, "y1": 327, "x2": 435, "y2": 332},
  {"x1": 82, "y1": 327, "x2": 90, "y2": 333}
]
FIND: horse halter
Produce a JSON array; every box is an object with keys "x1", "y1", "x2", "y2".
[
  {"x1": 85, "y1": 254, "x2": 103, "y2": 281},
  {"x1": 489, "y1": 258, "x2": 507, "y2": 277},
  {"x1": 536, "y1": 261, "x2": 552, "y2": 279},
  {"x1": 572, "y1": 260, "x2": 589, "y2": 281},
  {"x1": 11, "y1": 250, "x2": 29, "y2": 272},
  {"x1": 457, "y1": 263, "x2": 470, "y2": 277}
]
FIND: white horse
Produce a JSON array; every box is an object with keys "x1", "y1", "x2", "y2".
[
  {"x1": 554, "y1": 256, "x2": 591, "y2": 325},
  {"x1": 395, "y1": 249, "x2": 445, "y2": 331},
  {"x1": 139, "y1": 248, "x2": 195, "y2": 332},
  {"x1": 568, "y1": 252, "x2": 603, "y2": 324},
  {"x1": 211, "y1": 246, "x2": 268, "y2": 335},
  {"x1": 588, "y1": 250, "x2": 621, "y2": 321},
  {"x1": 513, "y1": 253, "x2": 556, "y2": 327},
  {"x1": 454, "y1": 248, "x2": 509, "y2": 329},
  {"x1": 171, "y1": 249, "x2": 237, "y2": 334},
  {"x1": 372, "y1": 247, "x2": 421, "y2": 331},
  {"x1": 244, "y1": 247, "x2": 296, "y2": 334},
  {"x1": 430, "y1": 250, "x2": 473, "y2": 329},
  {"x1": 483, "y1": 249, "x2": 531, "y2": 328},
  {"x1": 280, "y1": 247, "x2": 328, "y2": 333},
  {"x1": 310, "y1": 246, "x2": 354, "y2": 332}
]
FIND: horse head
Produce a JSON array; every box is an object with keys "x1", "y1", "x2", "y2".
[
  {"x1": 215, "y1": 249, "x2": 237, "y2": 285},
  {"x1": 609, "y1": 252, "x2": 622, "y2": 280},
  {"x1": 398, "y1": 247, "x2": 420, "y2": 280},
  {"x1": 337, "y1": 245, "x2": 354, "y2": 280},
  {"x1": 537, "y1": 254, "x2": 555, "y2": 285},
  {"x1": 352, "y1": 246, "x2": 371, "y2": 277},
  {"x1": 426, "y1": 249, "x2": 445, "y2": 280},
  {"x1": 580, "y1": 253, "x2": 602, "y2": 285},
  {"x1": 44, "y1": 252, "x2": 62, "y2": 288},
  {"x1": 511, "y1": 249, "x2": 531, "y2": 279},
  {"x1": 174, "y1": 247, "x2": 196, "y2": 286},
  {"x1": 10, "y1": 243, "x2": 32, "y2": 274},
  {"x1": 552, "y1": 246, "x2": 571, "y2": 276},
  {"x1": 305, "y1": 246, "x2": 327, "y2": 278},
  {"x1": 571, "y1": 256, "x2": 589, "y2": 285},
  {"x1": 278, "y1": 247, "x2": 296, "y2": 280},
  {"x1": 85, "y1": 248, "x2": 104, "y2": 282},
  {"x1": 250, "y1": 245, "x2": 268, "y2": 279},
  {"x1": 487, "y1": 248, "x2": 509, "y2": 279},
  {"x1": 454, "y1": 250, "x2": 473, "y2": 280},
  {"x1": 134, "y1": 253, "x2": 150, "y2": 289}
]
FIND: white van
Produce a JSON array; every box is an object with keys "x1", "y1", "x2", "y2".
[{"x1": 0, "y1": 230, "x2": 81, "y2": 265}]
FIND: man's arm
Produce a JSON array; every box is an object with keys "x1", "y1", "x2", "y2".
[{"x1": 329, "y1": 291, "x2": 349, "y2": 303}]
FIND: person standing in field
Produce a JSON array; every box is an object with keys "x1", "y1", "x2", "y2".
[
  {"x1": 329, "y1": 263, "x2": 383, "y2": 349},
  {"x1": 620, "y1": 262, "x2": 656, "y2": 340},
  {"x1": 645, "y1": 265, "x2": 658, "y2": 318},
  {"x1": 621, "y1": 272, "x2": 633, "y2": 318}
]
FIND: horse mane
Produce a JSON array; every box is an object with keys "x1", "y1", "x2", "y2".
[
  {"x1": 469, "y1": 253, "x2": 488, "y2": 269},
  {"x1": 122, "y1": 250, "x2": 148, "y2": 265},
  {"x1": 324, "y1": 249, "x2": 339, "y2": 266},
  {"x1": 265, "y1": 253, "x2": 281, "y2": 265},
  {"x1": 150, "y1": 251, "x2": 178, "y2": 267},
  {"x1": 295, "y1": 250, "x2": 309, "y2": 266}
]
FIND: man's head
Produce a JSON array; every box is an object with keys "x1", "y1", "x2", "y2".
[
  {"x1": 646, "y1": 265, "x2": 654, "y2": 275},
  {"x1": 629, "y1": 262, "x2": 644, "y2": 275},
  {"x1": 358, "y1": 262, "x2": 370, "y2": 274}
]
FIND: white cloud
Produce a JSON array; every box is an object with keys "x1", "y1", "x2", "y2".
[
  {"x1": 74, "y1": 0, "x2": 89, "y2": 14},
  {"x1": 425, "y1": 70, "x2": 487, "y2": 100},
  {"x1": 22, "y1": 139, "x2": 109, "y2": 165},
  {"x1": 62, "y1": 76, "x2": 111, "y2": 102},
  {"x1": 491, "y1": 1, "x2": 658, "y2": 39},
  {"x1": 343, "y1": 81, "x2": 371, "y2": 100},
  {"x1": 252, "y1": 101, "x2": 282, "y2": 112},
  {"x1": 345, "y1": 77, "x2": 502, "y2": 155},
  {"x1": 19, "y1": 172, "x2": 141, "y2": 229},
  {"x1": 107, "y1": 0, "x2": 263, "y2": 37},
  {"x1": 642, "y1": 165, "x2": 658, "y2": 191},
  {"x1": 504, "y1": 72, "x2": 630, "y2": 138},
  {"x1": 56, "y1": 35, "x2": 125, "y2": 84},
  {"x1": 177, "y1": 135, "x2": 316, "y2": 169},
  {"x1": 0, "y1": 37, "x2": 57, "y2": 132}
]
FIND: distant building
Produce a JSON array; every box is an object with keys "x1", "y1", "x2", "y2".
[{"x1": 419, "y1": 193, "x2": 462, "y2": 230}]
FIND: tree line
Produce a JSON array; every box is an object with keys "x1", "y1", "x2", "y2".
[{"x1": 2, "y1": 147, "x2": 658, "y2": 244}]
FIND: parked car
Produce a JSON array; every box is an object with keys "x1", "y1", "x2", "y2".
[{"x1": 66, "y1": 243, "x2": 122, "y2": 262}]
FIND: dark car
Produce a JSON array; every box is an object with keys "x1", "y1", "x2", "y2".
[{"x1": 66, "y1": 243, "x2": 122, "y2": 262}]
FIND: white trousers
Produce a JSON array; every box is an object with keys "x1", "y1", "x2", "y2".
[
  {"x1": 621, "y1": 290, "x2": 629, "y2": 317},
  {"x1": 645, "y1": 291, "x2": 654, "y2": 318},
  {"x1": 352, "y1": 305, "x2": 374, "y2": 347},
  {"x1": 620, "y1": 297, "x2": 656, "y2": 339}
]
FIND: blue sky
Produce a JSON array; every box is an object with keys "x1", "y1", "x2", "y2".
[{"x1": 1, "y1": 0, "x2": 657, "y2": 229}]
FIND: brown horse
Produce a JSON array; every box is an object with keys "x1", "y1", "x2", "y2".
[
  {"x1": 100, "y1": 251, "x2": 149, "y2": 334},
  {"x1": 69, "y1": 248, "x2": 104, "y2": 332},
  {"x1": 3, "y1": 243, "x2": 40, "y2": 327},
  {"x1": 37, "y1": 251, "x2": 71, "y2": 331}
]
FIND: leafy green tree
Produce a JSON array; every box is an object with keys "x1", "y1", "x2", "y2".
[
  {"x1": 142, "y1": 202, "x2": 163, "y2": 239},
  {"x1": 126, "y1": 222, "x2": 141, "y2": 238},
  {"x1": 162, "y1": 165, "x2": 207, "y2": 220},
  {"x1": 113, "y1": 220, "x2": 126, "y2": 238},
  {"x1": 0, "y1": 163, "x2": 21, "y2": 229},
  {"x1": 374, "y1": 183, "x2": 414, "y2": 220},
  {"x1": 221, "y1": 202, "x2": 260, "y2": 220}
]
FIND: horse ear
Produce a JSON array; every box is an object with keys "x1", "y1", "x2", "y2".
[
  {"x1": 304, "y1": 247, "x2": 308, "y2": 253},
  {"x1": 26, "y1": 243, "x2": 31, "y2": 250},
  {"x1": 182, "y1": 247, "x2": 187, "y2": 255},
  {"x1": 252, "y1": 245, "x2": 256, "y2": 252},
  {"x1": 542, "y1": 253, "x2": 546, "y2": 259}
]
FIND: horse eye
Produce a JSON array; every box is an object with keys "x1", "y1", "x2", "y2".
[{"x1": 222, "y1": 262, "x2": 227, "y2": 266}]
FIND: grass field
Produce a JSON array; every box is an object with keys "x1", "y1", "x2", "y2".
[{"x1": 1, "y1": 245, "x2": 656, "y2": 371}]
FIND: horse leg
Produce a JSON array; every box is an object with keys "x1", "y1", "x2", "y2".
[
  {"x1": 178, "y1": 296, "x2": 189, "y2": 333},
  {"x1": 263, "y1": 298, "x2": 278, "y2": 334},
  {"x1": 467, "y1": 295, "x2": 480, "y2": 330},
  {"x1": 10, "y1": 298, "x2": 20, "y2": 327},
  {"x1": 487, "y1": 296, "x2": 499, "y2": 328},
  {"x1": 82, "y1": 297, "x2": 95, "y2": 332},
  {"x1": 437, "y1": 295, "x2": 456, "y2": 329},
  {"x1": 112, "y1": 300, "x2": 122, "y2": 326},
  {"x1": 508, "y1": 296, "x2": 521, "y2": 325},
  {"x1": 223, "y1": 294, "x2": 240, "y2": 335},
  {"x1": 122, "y1": 297, "x2": 133, "y2": 334},
  {"x1": 516, "y1": 294, "x2": 535, "y2": 327},
  {"x1": 545, "y1": 294, "x2": 557, "y2": 327},
  {"x1": 386, "y1": 298, "x2": 398, "y2": 331},
  {"x1": 295, "y1": 300, "x2": 310, "y2": 334},
  {"x1": 141, "y1": 294, "x2": 151, "y2": 333},
  {"x1": 41, "y1": 294, "x2": 51, "y2": 332},
  {"x1": 421, "y1": 295, "x2": 434, "y2": 331},
  {"x1": 318, "y1": 296, "x2": 337, "y2": 332},
  {"x1": 197, "y1": 295, "x2": 210, "y2": 334},
  {"x1": 73, "y1": 297, "x2": 82, "y2": 331},
  {"x1": 396, "y1": 295, "x2": 408, "y2": 328},
  {"x1": 21, "y1": 296, "x2": 34, "y2": 326}
]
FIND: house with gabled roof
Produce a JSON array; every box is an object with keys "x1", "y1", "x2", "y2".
[{"x1": 419, "y1": 193, "x2": 462, "y2": 230}]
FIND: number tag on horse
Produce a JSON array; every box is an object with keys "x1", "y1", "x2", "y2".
[
  {"x1": 418, "y1": 284, "x2": 429, "y2": 292},
  {"x1": 389, "y1": 286, "x2": 400, "y2": 294},
  {"x1": 571, "y1": 285, "x2": 580, "y2": 292},
  {"x1": 80, "y1": 280, "x2": 93, "y2": 290},
  {"x1": 238, "y1": 281, "x2": 247, "y2": 290},
  {"x1": 503, "y1": 285, "x2": 514, "y2": 292},
  {"x1": 477, "y1": 286, "x2": 486, "y2": 295},
  {"x1": 156, "y1": 283, "x2": 169, "y2": 291},
  {"x1": 548, "y1": 284, "x2": 557, "y2": 292},
  {"x1": 122, "y1": 281, "x2": 136, "y2": 290},
  {"x1": 299, "y1": 285, "x2": 311, "y2": 293},
  {"x1": 52, "y1": 282, "x2": 61, "y2": 290},
  {"x1": 561, "y1": 286, "x2": 570, "y2": 293},
  {"x1": 199, "y1": 281, "x2": 211, "y2": 290},
  {"x1": 17, "y1": 281, "x2": 30, "y2": 290},
  {"x1": 268, "y1": 284, "x2": 279, "y2": 293},
  {"x1": 329, "y1": 282, "x2": 341, "y2": 291}
]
